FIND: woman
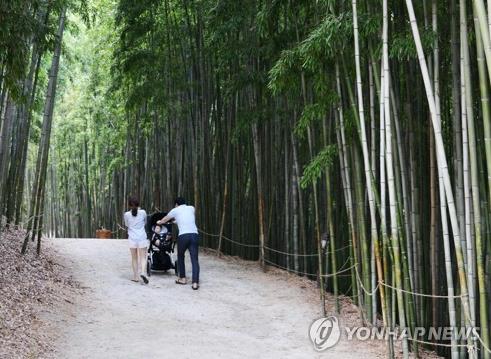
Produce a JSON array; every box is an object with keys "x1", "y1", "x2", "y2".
[{"x1": 123, "y1": 196, "x2": 149, "y2": 284}]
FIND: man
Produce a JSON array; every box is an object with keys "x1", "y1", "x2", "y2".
[{"x1": 158, "y1": 197, "x2": 200, "y2": 290}]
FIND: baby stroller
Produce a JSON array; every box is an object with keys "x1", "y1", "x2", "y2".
[{"x1": 145, "y1": 212, "x2": 178, "y2": 277}]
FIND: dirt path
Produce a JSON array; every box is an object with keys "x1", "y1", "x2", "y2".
[{"x1": 47, "y1": 238, "x2": 386, "y2": 359}]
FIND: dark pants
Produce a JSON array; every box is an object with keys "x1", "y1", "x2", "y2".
[{"x1": 177, "y1": 233, "x2": 200, "y2": 283}]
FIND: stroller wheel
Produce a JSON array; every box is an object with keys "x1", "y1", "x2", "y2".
[{"x1": 174, "y1": 260, "x2": 178, "y2": 276}]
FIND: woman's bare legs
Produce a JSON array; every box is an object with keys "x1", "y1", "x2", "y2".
[
  {"x1": 138, "y1": 247, "x2": 149, "y2": 283},
  {"x1": 130, "y1": 248, "x2": 139, "y2": 281}
]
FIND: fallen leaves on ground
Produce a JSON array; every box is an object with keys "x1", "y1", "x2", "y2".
[{"x1": 0, "y1": 227, "x2": 79, "y2": 359}]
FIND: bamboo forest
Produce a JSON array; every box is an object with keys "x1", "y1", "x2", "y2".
[{"x1": 2, "y1": 0, "x2": 491, "y2": 358}]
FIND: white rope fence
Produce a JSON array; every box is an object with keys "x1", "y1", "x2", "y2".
[
  {"x1": 2, "y1": 214, "x2": 45, "y2": 230},
  {"x1": 348, "y1": 260, "x2": 469, "y2": 300},
  {"x1": 197, "y1": 227, "x2": 488, "y2": 354},
  {"x1": 263, "y1": 246, "x2": 318, "y2": 257},
  {"x1": 200, "y1": 228, "x2": 351, "y2": 255},
  {"x1": 198, "y1": 229, "x2": 260, "y2": 248},
  {"x1": 322, "y1": 264, "x2": 357, "y2": 278},
  {"x1": 406, "y1": 336, "x2": 473, "y2": 349},
  {"x1": 475, "y1": 332, "x2": 491, "y2": 354},
  {"x1": 354, "y1": 265, "x2": 380, "y2": 296},
  {"x1": 263, "y1": 256, "x2": 354, "y2": 278},
  {"x1": 199, "y1": 228, "x2": 471, "y2": 299},
  {"x1": 263, "y1": 244, "x2": 350, "y2": 257},
  {"x1": 263, "y1": 258, "x2": 319, "y2": 276},
  {"x1": 379, "y1": 281, "x2": 468, "y2": 299}
]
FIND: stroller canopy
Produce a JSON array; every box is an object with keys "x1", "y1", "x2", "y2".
[{"x1": 145, "y1": 212, "x2": 171, "y2": 239}]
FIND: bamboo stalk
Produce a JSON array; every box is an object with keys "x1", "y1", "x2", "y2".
[
  {"x1": 473, "y1": 5, "x2": 491, "y2": 355},
  {"x1": 351, "y1": 0, "x2": 383, "y2": 329},
  {"x1": 404, "y1": 0, "x2": 474, "y2": 335}
]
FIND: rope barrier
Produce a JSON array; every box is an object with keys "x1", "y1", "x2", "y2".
[
  {"x1": 327, "y1": 244, "x2": 351, "y2": 253},
  {"x1": 320, "y1": 259, "x2": 470, "y2": 302},
  {"x1": 475, "y1": 332, "x2": 491, "y2": 354},
  {"x1": 321, "y1": 264, "x2": 357, "y2": 278},
  {"x1": 347, "y1": 260, "x2": 471, "y2": 301},
  {"x1": 200, "y1": 229, "x2": 353, "y2": 253},
  {"x1": 354, "y1": 266, "x2": 380, "y2": 296},
  {"x1": 263, "y1": 244, "x2": 351, "y2": 257},
  {"x1": 331, "y1": 256, "x2": 352, "y2": 272},
  {"x1": 198, "y1": 229, "x2": 260, "y2": 248},
  {"x1": 405, "y1": 336, "x2": 473, "y2": 349},
  {"x1": 263, "y1": 257, "x2": 356, "y2": 279},
  {"x1": 197, "y1": 229, "x2": 221, "y2": 238},
  {"x1": 197, "y1": 228, "x2": 471, "y2": 303},
  {"x1": 263, "y1": 258, "x2": 319, "y2": 276},
  {"x1": 333, "y1": 263, "x2": 483, "y2": 354},
  {"x1": 263, "y1": 246, "x2": 318, "y2": 257},
  {"x1": 196, "y1": 226, "x2": 487, "y2": 354},
  {"x1": 338, "y1": 262, "x2": 484, "y2": 353},
  {"x1": 23, "y1": 214, "x2": 44, "y2": 223},
  {"x1": 379, "y1": 281, "x2": 468, "y2": 299},
  {"x1": 1, "y1": 214, "x2": 45, "y2": 231}
]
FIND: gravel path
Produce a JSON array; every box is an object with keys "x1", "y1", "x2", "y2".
[{"x1": 48, "y1": 238, "x2": 386, "y2": 359}]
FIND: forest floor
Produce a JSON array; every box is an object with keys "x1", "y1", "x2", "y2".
[
  {"x1": 0, "y1": 229, "x2": 80, "y2": 358},
  {"x1": 34, "y1": 238, "x2": 433, "y2": 358}
]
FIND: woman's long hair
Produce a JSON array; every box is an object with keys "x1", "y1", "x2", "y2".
[{"x1": 128, "y1": 196, "x2": 139, "y2": 217}]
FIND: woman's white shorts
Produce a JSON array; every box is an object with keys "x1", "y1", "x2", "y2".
[{"x1": 128, "y1": 238, "x2": 149, "y2": 249}]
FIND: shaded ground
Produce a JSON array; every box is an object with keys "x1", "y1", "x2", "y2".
[
  {"x1": 45, "y1": 238, "x2": 392, "y2": 359},
  {"x1": 0, "y1": 229, "x2": 79, "y2": 359}
]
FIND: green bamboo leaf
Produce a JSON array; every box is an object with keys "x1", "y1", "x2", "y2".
[{"x1": 300, "y1": 145, "x2": 337, "y2": 189}]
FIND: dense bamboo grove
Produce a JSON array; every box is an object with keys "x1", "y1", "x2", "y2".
[{"x1": 1, "y1": 0, "x2": 491, "y2": 357}]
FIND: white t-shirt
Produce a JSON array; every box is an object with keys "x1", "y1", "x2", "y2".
[
  {"x1": 124, "y1": 209, "x2": 147, "y2": 241},
  {"x1": 167, "y1": 205, "x2": 198, "y2": 235}
]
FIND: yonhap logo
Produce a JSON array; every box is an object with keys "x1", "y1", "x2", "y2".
[
  {"x1": 308, "y1": 317, "x2": 479, "y2": 352},
  {"x1": 309, "y1": 316, "x2": 341, "y2": 351}
]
